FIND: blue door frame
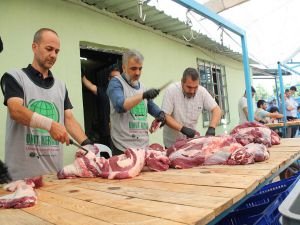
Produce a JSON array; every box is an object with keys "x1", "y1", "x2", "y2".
[{"x1": 173, "y1": 0, "x2": 254, "y2": 121}]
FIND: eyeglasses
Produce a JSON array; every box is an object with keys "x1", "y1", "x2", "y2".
[{"x1": 129, "y1": 67, "x2": 143, "y2": 71}]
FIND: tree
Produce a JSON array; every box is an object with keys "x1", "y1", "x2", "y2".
[{"x1": 254, "y1": 84, "x2": 269, "y2": 101}]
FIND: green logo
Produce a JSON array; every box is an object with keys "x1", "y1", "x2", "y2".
[
  {"x1": 130, "y1": 101, "x2": 147, "y2": 121},
  {"x1": 28, "y1": 99, "x2": 59, "y2": 133}
]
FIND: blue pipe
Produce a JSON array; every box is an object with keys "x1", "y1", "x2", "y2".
[
  {"x1": 173, "y1": 0, "x2": 254, "y2": 121},
  {"x1": 278, "y1": 62, "x2": 287, "y2": 137}
]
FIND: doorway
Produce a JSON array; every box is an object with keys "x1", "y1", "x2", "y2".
[{"x1": 80, "y1": 47, "x2": 122, "y2": 144}]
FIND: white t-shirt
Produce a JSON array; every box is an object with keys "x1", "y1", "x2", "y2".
[
  {"x1": 238, "y1": 96, "x2": 248, "y2": 124},
  {"x1": 161, "y1": 82, "x2": 217, "y2": 148},
  {"x1": 286, "y1": 97, "x2": 298, "y2": 117}
]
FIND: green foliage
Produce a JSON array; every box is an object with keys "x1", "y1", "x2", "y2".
[{"x1": 254, "y1": 84, "x2": 269, "y2": 101}]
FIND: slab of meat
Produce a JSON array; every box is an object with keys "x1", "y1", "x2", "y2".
[
  {"x1": 149, "y1": 119, "x2": 162, "y2": 133},
  {"x1": 57, "y1": 145, "x2": 146, "y2": 179},
  {"x1": 144, "y1": 146, "x2": 170, "y2": 171},
  {"x1": 0, "y1": 176, "x2": 42, "y2": 209},
  {"x1": 230, "y1": 122, "x2": 280, "y2": 146},
  {"x1": 167, "y1": 135, "x2": 242, "y2": 168},
  {"x1": 227, "y1": 143, "x2": 269, "y2": 165},
  {"x1": 100, "y1": 148, "x2": 146, "y2": 179}
]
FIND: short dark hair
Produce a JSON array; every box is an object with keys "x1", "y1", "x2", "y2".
[
  {"x1": 269, "y1": 106, "x2": 279, "y2": 113},
  {"x1": 297, "y1": 106, "x2": 300, "y2": 110},
  {"x1": 181, "y1": 67, "x2": 199, "y2": 83},
  {"x1": 285, "y1": 89, "x2": 290, "y2": 93},
  {"x1": 33, "y1": 28, "x2": 58, "y2": 43},
  {"x1": 290, "y1": 86, "x2": 297, "y2": 91},
  {"x1": 109, "y1": 64, "x2": 120, "y2": 73},
  {"x1": 257, "y1": 99, "x2": 266, "y2": 108},
  {"x1": 244, "y1": 86, "x2": 256, "y2": 94}
]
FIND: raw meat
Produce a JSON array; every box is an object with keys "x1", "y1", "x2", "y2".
[
  {"x1": 145, "y1": 147, "x2": 170, "y2": 171},
  {"x1": 230, "y1": 122, "x2": 280, "y2": 146},
  {"x1": 57, "y1": 145, "x2": 146, "y2": 179},
  {"x1": 0, "y1": 176, "x2": 42, "y2": 209},
  {"x1": 227, "y1": 143, "x2": 269, "y2": 165}
]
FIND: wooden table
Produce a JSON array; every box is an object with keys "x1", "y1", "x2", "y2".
[
  {"x1": 1, "y1": 139, "x2": 300, "y2": 225},
  {"x1": 265, "y1": 120, "x2": 300, "y2": 129}
]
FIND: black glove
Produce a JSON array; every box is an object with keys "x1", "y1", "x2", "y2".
[
  {"x1": 0, "y1": 160, "x2": 12, "y2": 184},
  {"x1": 81, "y1": 138, "x2": 93, "y2": 146},
  {"x1": 143, "y1": 88, "x2": 160, "y2": 100},
  {"x1": 205, "y1": 126, "x2": 215, "y2": 136},
  {"x1": 156, "y1": 111, "x2": 166, "y2": 127},
  {"x1": 180, "y1": 126, "x2": 196, "y2": 138}
]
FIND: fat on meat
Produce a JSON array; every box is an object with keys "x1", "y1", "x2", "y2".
[
  {"x1": 57, "y1": 145, "x2": 146, "y2": 179},
  {"x1": 230, "y1": 122, "x2": 280, "y2": 146},
  {"x1": 0, "y1": 176, "x2": 42, "y2": 209}
]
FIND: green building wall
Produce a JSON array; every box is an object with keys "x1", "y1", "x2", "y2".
[{"x1": 0, "y1": 0, "x2": 246, "y2": 164}]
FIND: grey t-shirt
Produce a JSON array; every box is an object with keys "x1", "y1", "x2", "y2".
[{"x1": 4, "y1": 69, "x2": 65, "y2": 180}]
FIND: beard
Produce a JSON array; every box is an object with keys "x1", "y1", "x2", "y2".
[
  {"x1": 183, "y1": 92, "x2": 195, "y2": 98},
  {"x1": 124, "y1": 73, "x2": 139, "y2": 87}
]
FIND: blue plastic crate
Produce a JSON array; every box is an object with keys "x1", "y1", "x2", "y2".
[
  {"x1": 217, "y1": 204, "x2": 268, "y2": 225},
  {"x1": 217, "y1": 174, "x2": 300, "y2": 225},
  {"x1": 253, "y1": 175, "x2": 300, "y2": 225},
  {"x1": 236, "y1": 176, "x2": 296, "y2": 211}
]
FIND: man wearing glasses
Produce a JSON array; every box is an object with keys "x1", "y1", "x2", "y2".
[{"x1": 107, "y1": 49, "x2": 165, "y2": 155}]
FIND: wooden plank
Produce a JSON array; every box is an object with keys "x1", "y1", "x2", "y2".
[
  {"x1": 0, "y1": 209, "x2": 53, "y2": 225},
  {"x1": 22, "y1": 201, "x2": 111, "y2": 225},
  {"x1": 41, "y1": 185, "x2": 214, "y2": 225},
  {"x1": 158, "y1": 167, "x2": 271, "y2": 182},
  {"x1": 89, "y1": 178, "x2": 246, "y2": 203},
  {"x1": 135, "y1": 172, "x2": 260, "y2": 193},
  {"x1": 75, "y1": 181, "x2": 232, "y2": 215},
  {"x1": 37, "y1": 190, "x2": 183, "y2": 225},
  {"x1": 279, "y1": 138, "x2": 300, "y2": 147}
]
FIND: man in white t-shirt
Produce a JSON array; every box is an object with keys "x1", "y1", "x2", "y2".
[
  {"x1": 161, "y1": 67, "x2": 221, "y2": 148},
  {"x1": 238, "y1": 86, "x2": 256, "y2": 124}
]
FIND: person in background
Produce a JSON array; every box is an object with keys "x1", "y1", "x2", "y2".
[
  {"x1": 285, "y1": 86, "x2": 298, "y2": 137},
  {"x1": 238, "y1": 86, "x2": 256, "y2": 124},
  {"x1": 161, "y1": 67, "x2": 222, "y2": 148},
  {"x1": 255, "y1": 100, "x2": 283, "y2": 124},
  {"x1": 82, "y1": 65, "x2": 120, "y2": 151},
  {"x1": 297, "y1": 106, "x2": 300, "y2": 119},
  {"x1": 0, "y1": 28, "x2": 91, "y2": 180},
  {"x1": 107, "y1": 49, "x2": 165, "y2": 155}
]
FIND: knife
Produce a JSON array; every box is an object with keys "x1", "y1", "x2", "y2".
[
  {"x1": 158, "y1": 80, "x2": 172, "y2": 92},
  {"x1": 69, "y1": 139, "x2": 89, "y2": 155}
]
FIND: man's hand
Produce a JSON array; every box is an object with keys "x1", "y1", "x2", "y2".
[
  {"x1": 157, "y1": 111, "x2": 166, "y2": 127},
  {"x1": 180, "y1": 126, "x2": 196, "y2": 138},
  {"x1": 143, "y1": 89, "x2": 160, "y2": 100},
  {"x1": 49, "y1": 121, "x2": 70, "y2": 144},
  {"x1": 205, "y1": 126, "x2": 215, "y2": 136},
  {"x1": 149, "y1": 111, "x2": 166, "y2": 133}
]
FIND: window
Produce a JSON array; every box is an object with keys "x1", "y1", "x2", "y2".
[{"x1": 197, "y1": 58, "x2": 230, "y2": 127}]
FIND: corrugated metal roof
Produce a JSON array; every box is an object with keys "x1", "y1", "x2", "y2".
[{"x1": 80, "y1": 0, "x2": 253, "y2": 63}]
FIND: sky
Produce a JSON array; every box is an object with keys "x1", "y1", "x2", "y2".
[{"x1": 148, "y1": 0, "x2": 300, "y2": 94}]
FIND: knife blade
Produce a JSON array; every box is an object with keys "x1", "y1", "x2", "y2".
[
  {"x1": 158, "y1": 80, "x2": 172, "y2": 92},
  {"x1": 69, "y1": 139, "x2": 89, "y2": 155}
]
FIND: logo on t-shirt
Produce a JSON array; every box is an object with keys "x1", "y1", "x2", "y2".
[{"x1": 28, "y1": 99, "x2": 59, "y2": 133}]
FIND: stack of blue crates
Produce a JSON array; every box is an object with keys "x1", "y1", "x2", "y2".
[{"x1": 217, "y1": 173, "x2": 300, "y2": 225}]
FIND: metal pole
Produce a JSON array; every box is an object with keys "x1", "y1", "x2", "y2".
[{"x1": 278, "y1": 62, "x2": 287, "y2": 137}]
